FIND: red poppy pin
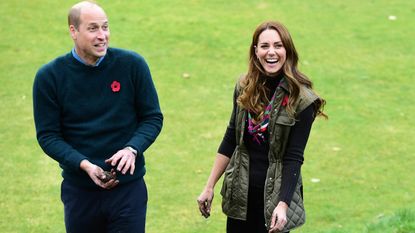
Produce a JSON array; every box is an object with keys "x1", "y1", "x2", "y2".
[
  {"x1": 282, "y1": 95, "x2": 289, "y2": 106},
  {"x1": 111, "y1": 81, "x2": 120, "y2": 92}
]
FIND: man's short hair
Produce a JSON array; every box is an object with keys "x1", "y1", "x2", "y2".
[{"x1": 67, "y1": 1, "x2": 100, "y2": 30}]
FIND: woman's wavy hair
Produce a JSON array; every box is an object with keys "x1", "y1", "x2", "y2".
[{"x1": 237, "y1": 21, "x2": 326, "y2": 120}]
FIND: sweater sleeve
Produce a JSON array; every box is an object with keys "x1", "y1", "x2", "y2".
[
  {"x1": 278, "y1": 104, "x2": 315, "y2": 204},
  {"x1": 124, "y1": 56, "x2": 163, "y2": 155},
  {"x1": 33, "y1": 66, "x2": 88, "y2": 171},
  {"x1": 217, "y1": 85, "x2": 238, "y2": 157}
]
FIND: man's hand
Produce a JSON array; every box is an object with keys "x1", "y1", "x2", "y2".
[
  {"x1": 105, "y1": 148, "x2": 136, "y2": 175},
  {"x1": 101, "y1": 169, "x2": 117, "y2": 183},
  {"x1": 80, "y1": 160, "x2": 119, "y2": 189}
]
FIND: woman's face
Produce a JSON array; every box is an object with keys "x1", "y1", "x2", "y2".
[{"x1": 255, "y1": 29, "x2": 286, "y2": 76}]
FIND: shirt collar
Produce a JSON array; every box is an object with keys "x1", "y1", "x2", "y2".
[
  {"x1": 278, "y1": 76, "x2": 289, "y2": 92},
  {"x1": 71, "y1": 48, "x2": 105, "y2": 67}
]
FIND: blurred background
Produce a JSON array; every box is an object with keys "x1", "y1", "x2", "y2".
[{"x1": 0, "y1": 0, "x2": 414, "y2": 232}]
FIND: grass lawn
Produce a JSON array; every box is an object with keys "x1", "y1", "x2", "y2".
[{"x1": 0, "y1": 0, "x2": 414, "y2": 232}]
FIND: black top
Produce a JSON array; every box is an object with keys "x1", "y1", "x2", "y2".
[{"x1": 218, "y1": 76, "x2": 315, "y2": 204}]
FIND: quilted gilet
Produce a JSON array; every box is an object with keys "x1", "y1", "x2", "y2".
[{"x1": 220, "y1": 77, "x2": 318, "y2": 232}]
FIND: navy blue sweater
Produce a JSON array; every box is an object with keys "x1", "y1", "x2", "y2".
[{"x1": 33, "y1": 48, "x2": 163, "y2": 188}]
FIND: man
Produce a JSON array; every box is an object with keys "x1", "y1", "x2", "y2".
[{"x1": 33, "y1": 1, "x2": 163, "y2": 232}]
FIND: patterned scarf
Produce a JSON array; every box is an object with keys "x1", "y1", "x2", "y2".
[
  {"x1": 247, "y1": 90, "x2": 277, "y2": 144},
  {"x1": 247, "y1": 79, "x2": 289, "y2": 144}
]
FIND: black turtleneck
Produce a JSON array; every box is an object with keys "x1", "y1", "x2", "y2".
[{"x1": 218, "y1": 75, "x2": 315, "y2": 205}]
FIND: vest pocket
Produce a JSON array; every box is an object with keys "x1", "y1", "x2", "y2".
[
  {"x1": 269, "y1": 115, "x2": 295, "y2": 161},
  {"x1": 275, "y1": 115, "x2": 295, "y2": 126},
  {"x1": 221, "y1": 167, "x2": 234, "y2": 198},
  {"x1": 221, "y1": 166, "x2": 235, "y2": 214}
]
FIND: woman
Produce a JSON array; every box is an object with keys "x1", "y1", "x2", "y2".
[{"x1": 197, "y1": 20, "x2": 326, "y2": 233}]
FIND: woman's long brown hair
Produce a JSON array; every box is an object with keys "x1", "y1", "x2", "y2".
[{"x1": 237, "y1": 21, "x2": 326, "y2": 120}]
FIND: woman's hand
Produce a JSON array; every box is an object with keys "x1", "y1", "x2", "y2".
[
  {"x1": 197, "y1": 188, "x2": 214, "y2": 218},
  {"x1": 196, "y1": 153, "x2": 230, "y2": 219},
  {"x1": 268, "y1": 201, "x2": 288, "y2": 233}
]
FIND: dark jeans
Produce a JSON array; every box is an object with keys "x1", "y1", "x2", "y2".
[
  {"x1": 226, "y1": 187, "x2": 290, "y2": 233},
  {"x1": 61, "y1": 178, "x2": 147, "y2": 233}
]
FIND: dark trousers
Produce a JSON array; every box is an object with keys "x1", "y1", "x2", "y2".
[
  {"x1": 226, "y1": 186, "x2": 267, "y2": 233},
  {"x1": 226, "y1": 187, "x2": 290, "y2": 233},
  {"x1": 61, "y1": 178, "x2": 147, "y2": 233}
]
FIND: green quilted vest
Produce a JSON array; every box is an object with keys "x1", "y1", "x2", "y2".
[{"x1": 220, "y1": 77, "x2": 318, "y2": 231}]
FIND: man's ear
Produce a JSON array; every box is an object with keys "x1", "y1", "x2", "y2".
[{"x1": 69, "y1": 25, "x2": 77, "y2": 40}]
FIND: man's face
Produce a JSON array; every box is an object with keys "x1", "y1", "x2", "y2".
[{"x1": 70, "y1": 6, "x2": 109, "y2": 65}]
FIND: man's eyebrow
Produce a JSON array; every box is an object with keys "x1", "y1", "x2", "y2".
[{"x1": 87, "y1": 21, "x2": 108, "y2": 26}]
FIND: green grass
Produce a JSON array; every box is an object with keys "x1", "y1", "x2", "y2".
[
  {"x1": 1, "y1": 0, "x2": 414, "y2": 232},
  {"x1": 365, "y1": 209, "x2": 415, "y2": 233}
]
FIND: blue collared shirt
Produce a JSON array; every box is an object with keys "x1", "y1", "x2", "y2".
[{"x1": 71, "y1": 48, "x2": 105, "y2": 66}]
